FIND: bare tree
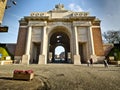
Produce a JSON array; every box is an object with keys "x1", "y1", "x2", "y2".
[{"x1": 103, "y1": 30, "x2": 120, "y2": 43}]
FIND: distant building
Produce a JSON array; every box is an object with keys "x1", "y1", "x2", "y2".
[
  {"x1": 15, "y1": 4, "x2": 105, "y2": 64},
  {"x1": 59, "y1": 52, "x2": 65, "y2": 59}
]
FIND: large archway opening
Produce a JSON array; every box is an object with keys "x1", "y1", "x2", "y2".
[
  {"x1": 48, "y1": 27, "x2": 71, "y2": 63},
  {"x1": 54, "y1": 46, "x2": 65, "y2": 63}
]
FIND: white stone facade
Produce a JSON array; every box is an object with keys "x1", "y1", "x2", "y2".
[{"x1": 15, "y1": 4, "x2": 105, "y2": 64}]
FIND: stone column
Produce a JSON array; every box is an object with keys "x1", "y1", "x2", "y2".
[
  {"x1": 89, "y1": 26, "x2": 97, "y2": 63},
  {"x1": 38, "y1": 26, "x2": 47, "y2": 64},
  {"x1": 74, "y1": 26, "x2": 79, "y2": 55},
  {"x1": 73, "y1": 26, "x2": 81, "y2": 65},
  {"x1": 42, "y1": 26, "x2": 47, "y2": 55},
  {"x1": 22, "y1": 26, "x2": 32, "y2": 64},
  {"x1": 89, "y1": 26, "x2": 95, "y2": 55},
  {"x1": 25, "y1": 26, "x2": 32, "y2": 55}
]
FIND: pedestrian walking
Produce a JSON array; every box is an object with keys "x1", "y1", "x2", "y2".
[
  {"x1": 104, "y1": 59, "x2": 108, "y2": 68},
  {"x1": 87, "y1": 59, "x2": 90, "y2": 67},
  {"x1": 90, "y1": 58, "x2": 93, "y2": 65}
]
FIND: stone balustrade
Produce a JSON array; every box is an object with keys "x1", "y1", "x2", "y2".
[
  {"x1": 72, "y1": 12, "x2": 89, "y2": 17},
  {"x1": 30, "y1": 12, "x2": 47, "y2": 17}
]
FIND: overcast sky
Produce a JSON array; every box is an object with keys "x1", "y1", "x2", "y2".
[{"x1": 0, "y1": 0, "x2": 120, "y2": 43}]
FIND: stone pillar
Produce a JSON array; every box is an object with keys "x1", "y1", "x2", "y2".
[
  {"x1": 89, "y1": 26, "x2": 97, "y2": 63},
  {"x1": 89, "y1": 26, "x2": 95, "y2": 55},
  {"x1": 74, "y1": 26, "x2": 79, "y2": 55},
  {"x1": 38, "y1": 26, "x2": 47, "y2": 64},
  {"x1": 22, "y1": 26, "x2": 32, "y2": 64},
  {"x1": 73, "y1": 26, "x2": 81, "y2": 65},
  {"x1": 42, "y1": 26, "x2": 47, "y2": 55}
]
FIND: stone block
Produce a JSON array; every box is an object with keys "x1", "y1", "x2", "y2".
[
  {"x1": 74, "y1": 55, "x2": 81, "y2": 65},
  {"x1": 6, "y1": 56, "x2": 11, "y2": 60},
  {"x1": 38, "y1": 55, "x2": 46, "y2": 64},
  {"x1": 0, "y1": 60, "x2": 13, "y2": 65},
  {"x1": 22, "y1": 55, "x2": 30, "y2": 64}
]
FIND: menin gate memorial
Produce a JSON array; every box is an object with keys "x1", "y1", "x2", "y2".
[{"x1": 15, "y1": 4, "x2": 105, "y2": 64}]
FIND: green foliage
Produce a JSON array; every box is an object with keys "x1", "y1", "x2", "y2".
[
  {"x1": 116, "y1": 52, "x2": 120, "y2": 60},
  {"x1": 0, "y1": 47, "x2": 9, "y2": 60},
  {"x1": 103, "y1": 30, "x2": 120, "y2": 43},
  {"x1": 108, "y1": 47, "x2": 120, "y2": 61}
]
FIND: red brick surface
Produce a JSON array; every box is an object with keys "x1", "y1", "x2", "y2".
[
  {"x1": 92, "y1": 28, "x2": 104, "y2": 56},
  {"x1": 15, "y1": 27, "x2": 27, "y2": 56}
]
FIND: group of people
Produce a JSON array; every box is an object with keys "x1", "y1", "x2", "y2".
[{"x1": 87, "y1": 58, "x2": 109, "y2": 68}]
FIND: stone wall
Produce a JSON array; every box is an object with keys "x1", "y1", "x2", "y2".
[
  {"x1": 92, "y1": 28, "x2": 104, "y2": 56},
  {"x1": 15, "y1": 27, "x2": 27, "y2": 56},
  {"x1": 77, "y1": 27, "x2": 88, "y2": 42},
  {"x1": 15, "y1": 4, "x2": 105, "y2": 64},
  {"x1": 32, "y1": 26, "x2": 42, "y2": 42},
  {"x1": 6, "y1": 44, "x2": 16, "y2": 55}
]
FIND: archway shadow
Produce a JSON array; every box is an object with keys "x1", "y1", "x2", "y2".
[{"x1": 50, "y1": 59, "x2": 72, "y2": 64}]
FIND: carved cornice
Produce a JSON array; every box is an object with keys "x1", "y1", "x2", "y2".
[
  {"x1": 20, "y1": 13, "x2": 99, "y2": 27},
  {"x1": 28, "y1": 21, "x2": 47, "y2": 26},
  {"x1": 19, "y1": 26, "x2": 28, "y2": 28},
  {"x1": 30, "y1": 12, "x2": 48, "y2": 17},
  {"x1": 48, "y1": 10, "x2": 68, "y2": 13},
  {"x1": 70, "y1": 16, "x2": 96, "y2": 21},
  {"x1": 24, "y1": 16, "x2": 49, "y2": 21},
  {"x1": 92, "y1": 19, "x2": 101, "y2": 26},
  {"x1": 73, "y1": 21, "x2": 91, "y2": 26},
  {"x1": 72, "y1": 12, "x2": 89, "y2": 17}
]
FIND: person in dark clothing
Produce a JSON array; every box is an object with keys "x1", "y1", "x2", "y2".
[
  {"x1": 103, "y1": 59, "x2": 109, "y2": 68},
  {"x1": 90, "y1": 58, "x2": 93, "y2": 65}
]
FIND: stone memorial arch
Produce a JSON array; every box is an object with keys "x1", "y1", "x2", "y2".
[{"x1": 15, "y1": 4, "x2": 105, "y2": 64}]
